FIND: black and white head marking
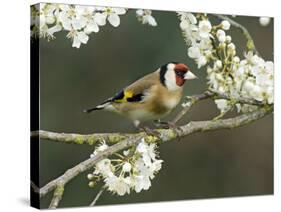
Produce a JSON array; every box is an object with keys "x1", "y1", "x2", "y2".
[
  {"x1": 160, "y1": 62, "x2": 182, "y2": 91},
  {"x1": 160, "y1": 62, "x2": 178, "y2": 85}
]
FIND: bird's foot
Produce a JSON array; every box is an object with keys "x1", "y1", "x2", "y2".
[
  {"x1": 154, "y1": 120, "x2": 183, "y2": 141},
  {"x1": 139, "y1": 126, "x2": 162, "y2": 141}
]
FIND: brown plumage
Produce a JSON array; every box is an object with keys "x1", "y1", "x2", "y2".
[{"x1": 84, "y1": 62, "x2": 197, "y2": 127}]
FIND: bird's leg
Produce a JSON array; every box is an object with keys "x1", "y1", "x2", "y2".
[
  {"x1": 134, "y1": 120, "x2": 161, "y2": 141},
  {"x1": 153, "y1": 119, "x2": 163, "y2": 128},
  {"x1": 153, "y1": 120, "x2": 183, "y2": 141}
]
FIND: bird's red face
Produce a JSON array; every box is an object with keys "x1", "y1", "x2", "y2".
[
  {"x1": 160, "y1": 62, "x2": 198, "y2": 91},
  {"x1": 174, "y1": 63, "x2": 189, "y2": 86}
]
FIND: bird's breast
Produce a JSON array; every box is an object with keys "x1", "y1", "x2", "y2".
[
  {"x1": 163, "y1": 94, "x2": 181, "y2": 109},
  {"x1": 148, "y1": 86, "x2": 182, "y2": 115}
]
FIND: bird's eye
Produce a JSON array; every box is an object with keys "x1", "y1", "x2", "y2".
[{"x1": 175, "y1": 70, "x2": 185, "y2": 77}]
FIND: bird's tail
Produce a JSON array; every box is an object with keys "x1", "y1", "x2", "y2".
[{"x1": 83, "y1": 100, "x2": 111, "y2": 113}]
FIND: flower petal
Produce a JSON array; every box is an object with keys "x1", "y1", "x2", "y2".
[
  {"x1": 113, "y1": 8, "x2": 126, "y2": 15},
  {"x1": 94, "y1": 13, "x2": 107, "y2": 26},
  {"x1": 77, "y1": 31, "x2": 89, "y2": 44},
  {"x1": 108, "y1": 13, "x2": 120, "y2": 27},
  {"x1": 85, "y1": 21, "x2": 99, "y2": 33},
  {"x1": 72, "y1": 36, "x2": 81, "y2": 48},
  {"x1": 147, "y1": 16, "x2": 157, "y2": 26}
]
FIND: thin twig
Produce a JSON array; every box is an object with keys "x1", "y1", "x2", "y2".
[
  {"x1": 90, "y1": 188, "x2": 105, "y2": 206},
  {"x1": 213, "y1": 14, "x2": 259, "y2": 55},
  {"x1": 172, "y1": 91, "x2": 214, "y2": 124},
  {"x1": 209, "y1": 89, "x2": 268, "y2": 106}
]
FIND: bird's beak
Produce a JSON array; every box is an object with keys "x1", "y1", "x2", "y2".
[{"x1": 184, "y1": 71, "x2": 198, "y2": 80}]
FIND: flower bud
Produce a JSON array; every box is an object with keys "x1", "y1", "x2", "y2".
[
  {"x1": 88, "y1": 181, "x2": 96, "y2": 188},
  {"x1": 218, "y1": 35, "x2": 226, "y2": 43},
  {"x1": 226, "y1": 35, "x2": 232, "y2": 43},
  {"x1": 87, "y1": 173, "x2": 94, "y2": 180},
  {"x1": 215, "y1": 60, "x2": 223, "y2": 69},
  {"x1": 216, "y1": 29, "x2": 225, "y2": 38},
  {"x1": 221, "y1": 20, "x2": 230, "y2": 30},
  {"x1": 259, "y1": 17, "x2": 271, "y2": 26},
  {"x1": 233, "y1": 56, "x2": 240, "y2": 63},
  {"x1": 228, "y1": 43, "x2": 236, "y2": 50}
]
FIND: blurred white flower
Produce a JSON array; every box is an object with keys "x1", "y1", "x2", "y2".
[
  {"x1": 233, "y1": 56, "x2": 240, "y2": 63},
  {"x1": 188, "y1": 46, "x2": 201, "y2": 59},
  {"x1": 93, "y1": 140, "x2": 108, "y2": 155},
  {"x1": 178, "y1": 13, "x2": 274, "y2": 113},
  {"x1": 105, "y1": 175, "x2": 131, "y2": 196},
  {"x1": 198, "y1": 20, "x2": 212, "y2": 38},
  {"x1": 259, "y1": 17, "x2": 271, "y2": 26},
  {"x1": 136, "y1": 9, "x2": 157, "y2": 26},
  {"x1": 96, "y1": 7, "x2": 126, "y2": 27},
  {"x1": 31, "y1": 4, "x2": 127, "y2": 48},
  {"x1": 198, "y1": 56, "x2": 207, "y2": 68},
  {"x1": 216, "y1": 29, "x2": 226, "y2": 43},
  {"x1": 215, "y1": 99, "x2": 231, "y2": 113},
  {"x1": 94, "y1": 158, "x2": 114, "y2": 177},
  {"x1": 215, "y1": 60, "x2": 223, "y2": 69},
  {"x1": 221, "y1": 20, "x2": 231, "y2": 30},
  {"x1": 225, "y1": 35, "x2": 232, "y2": 43},
  {"x1": 178, "y1": 12, "x2": 199, "y2": 45},
  {"x1": 133, "y1": 175, "x2": 151, "y2": 192}
]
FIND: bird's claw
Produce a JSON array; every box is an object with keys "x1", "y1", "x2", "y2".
[
  {"x1": 154, "y1": 121, "x2": 183, "y2": 141},
  {"x1": 139, "y1": 127, "x2": 162, "y2": 141}
]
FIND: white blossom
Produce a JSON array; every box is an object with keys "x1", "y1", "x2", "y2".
[
  {"x1": 178, "y1": 12, "x2": 199, "y2": 45},
  {"x1": 215, "y1": 60, "x2": 223, "y2": 69},
  {"x1": 259, "y1": 17, "x2": 271, "y2": 26},
  {"x1": 94, "y1": 159, "x2": 114, "y2": 177},
  {"x1": 132, "y1": 175, "x2": 151, "y2": 192},
  {"x1": 216, "y1": 29, "x2": 226, "y2": 43},
  {"x1": 136, "y1": 9, "x2": 157, "y2": 26},
  {"x1": 105, "y1": 175, "x2": 131, "y2": 196},
  {"x1": 89, "y1": 139, "x2": 163, "y2": 195},
  {"x1": 221, "y1": 20, "x2": 231, "y2": 30},
  {"x1": 95, "y1": 7, "x2": 126, "y2": 27},
  {"x1": 31, "y1": 3, "x2": 127, "y2": 48},
  {"x1": 198, "y1": 20, "x2": 212, "y2": 38},
  {"x1": 179, "y1": 12, "x2": 274, "y2": 113},
  {"x1": 215, "y1": 99, "x2": 231, "y2": 113},
  {"x1": 225, "y1": 35, "x2": 232, "y2": 43}
]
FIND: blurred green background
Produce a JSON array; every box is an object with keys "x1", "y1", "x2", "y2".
[{"x1": 38, "y1": 9, "x2": 273, "y2": 208}]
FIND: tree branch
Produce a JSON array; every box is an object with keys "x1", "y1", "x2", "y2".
[
  {"x1": 39, "y1": 135, "x2": 144, "y2": 198},
  {"x1": 31, "y1": 130, "x2": 130, "y2": 146},
  {"x1": 213, "y1": 14, "x2": 259, "y2": 55},
  {"x1": 49, "y1": 184, "x2": 64, "y2": 209},
  {"x1": 37, "y1": 105, "x2": 272, "y2": 208}
]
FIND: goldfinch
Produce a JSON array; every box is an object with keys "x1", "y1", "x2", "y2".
[{"x1": 84, "y1": 62, "x2": 197, "y2": 127}]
